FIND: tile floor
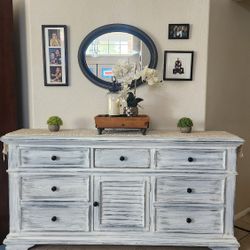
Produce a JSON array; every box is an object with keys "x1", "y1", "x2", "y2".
[
  {"x1": 234, "y1": 212, "x2": 250, "y2": 250},
  {"x1": 1, "y1": 213, "x2": 250, "y2": 250}
]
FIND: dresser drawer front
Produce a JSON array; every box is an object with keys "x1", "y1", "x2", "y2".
[
  {"x1": 156, "y1": 149, "x2": 225, "y2": 169},
  {"x1": 21, "y1": 175, "x2": 89, "y2": 201},
  {"x1": 155, "y1": 177, "x2": 224, "y2": 204},
  {"x1": 94, "y1": 148, "x2": 150, "y2": 168},
  {"x1": 20, "y1": 147, "x2": 89, "y2": 167},
  {"x1": 21, "y1": 203, "x2": 90, "y2": 232},
  {"x1": 156, "y1": 207, "x2": 223, "y2": 233}
]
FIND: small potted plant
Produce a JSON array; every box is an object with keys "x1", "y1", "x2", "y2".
[
  {"x1": 47, "y1": 116, "x2": 63, "y2": 132},
  {"x1": 177, "y1": 117, "x2": 193, "y2": 133},
  {"x1": 124, "y1": 92, "x2": 143, "y2": 116}
]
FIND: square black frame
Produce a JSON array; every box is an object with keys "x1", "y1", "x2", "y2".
[
  {"x1": 168, "y1": 24, "x2": 190, "y2": 39},
  {"x1": 163, "y1": 50, "x2": 194, "y2": 81},
  {"x1": 42, "y1": 25, "x2": 68, "y2": 86}
]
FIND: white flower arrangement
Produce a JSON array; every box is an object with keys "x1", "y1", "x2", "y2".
[
  {"x1": 137, "y1": 66, "x2": 161, "y2": 86},
  {"x1": 111, "y1": 60, "x2": 162, "y2": 114},
  {"x1": 112, "y1": 61, "x2": 136, "y2": 87},
  {"x1": 112, "y1": 61, "x2": 161, "y2": 90}
]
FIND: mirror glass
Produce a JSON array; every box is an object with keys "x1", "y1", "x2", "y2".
[
  {"x1": 78, "y1": 24, "x2": 158, "y2": 91},
  {"x1": 85, "y1": 32, "x2": 151, "y2": 82}
]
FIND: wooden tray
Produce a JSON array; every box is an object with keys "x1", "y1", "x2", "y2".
[{"x1": 94, "y1": 115, "x2": 150, "y2": 135}]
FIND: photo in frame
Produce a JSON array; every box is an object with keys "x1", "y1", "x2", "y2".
[
  {"x1": 163, "y1": 51, "x2": 194, "y2": 81},
  {"x1": 168, "y1": 24, "x2": 190, "y2": 39},
  {"x1": 42, "y1": 25, "x2": 68, "y2": 86}
]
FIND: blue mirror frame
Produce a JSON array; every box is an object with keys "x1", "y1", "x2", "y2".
[{"x1": 78, "y1": 23, "x2": 158, "y2": 92}]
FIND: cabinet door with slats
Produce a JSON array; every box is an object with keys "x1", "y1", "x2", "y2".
[{"x1": 94, "y1": 176, "x2": 149, "y2": 232}]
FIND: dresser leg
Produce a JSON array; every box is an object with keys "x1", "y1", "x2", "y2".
[{"x1": 5, "y1": 244, "x2": 34, "y2": 250}]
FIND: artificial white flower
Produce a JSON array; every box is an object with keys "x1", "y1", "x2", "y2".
[
  {"x1": 139, "y1": 66, "x2": 161, "y2": 85},
  {"x1": 111, "y1": 61, "x2": 161, "y2": 110}
]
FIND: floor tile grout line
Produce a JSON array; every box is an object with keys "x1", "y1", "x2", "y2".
[{"x1": 239, "y1": 233, "x2": 250, "y2": 242}]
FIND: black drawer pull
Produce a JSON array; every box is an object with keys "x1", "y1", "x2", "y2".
[
  {"x1": 187, "y1": 188, "x2": 192, "y2": 193},
  {"x1": 120, "y1": 156, "x2": 126, "y2": 161},
  {"x1": 51, "y1": 216, "x2": 57, "y2": 222},
  {"x1": 93, "y1": 201, "x2": 99, "y2": 207},
  {"x1": 186, "y1": 218, "x2": 192, "y2": 223},
  {"x1": 51, "y1": 186, "x2": 57, "y2": 192},
  {"x1": 51, "y1": 155, "x2": 57, "y2": 161},
  {"x1": 188, "y1": 157, "x2": 194, "y2": 162}
]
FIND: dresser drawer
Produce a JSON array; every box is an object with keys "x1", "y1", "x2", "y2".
[
  {"x1": 21, "y1": 175, "x2": 89, "y2": 201},
  {"x1": 20, "y1": 147, "x2": 89, "y2": 167},
  {"x1": 156, "y1": 149, "x2": 226, "y2": 169},
  {"x1": 156, "y1": 207, "x2": 223, "y2": 234},
  {"x1": 94, "y1": 148, "x2": 150, "y2": 168},
  {"x1": 21, "y1": 203, "x2": 90, "y2": 232},
  {"x1": 155, "y1": 177, "x2": 224, "y2": 204}
]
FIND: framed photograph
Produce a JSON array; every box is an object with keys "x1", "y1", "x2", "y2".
[
  {"x1": 42, "y1": 25, "x2": 68, "y2": 86},
  {"x1": 163, "y1": 51, "x2": 194, "y2": 81},
  {"x1": 168, "y1": 24, "x2": 190, "y2": 39}
]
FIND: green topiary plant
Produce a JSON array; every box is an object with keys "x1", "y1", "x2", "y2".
[
  {"x1": 177, "y1": 117, "x2": 193, "y2": 133},
  {"x1": 47, "y1": 116, "x2": 63, "y2": 126},
  {"x1": 177, "y1": 117, "x2": 193, "y2": 128},
  {"x1": 47, "y1": 116, "x2": 63, "y2": 132}
]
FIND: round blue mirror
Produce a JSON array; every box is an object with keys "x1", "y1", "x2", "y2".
[{"x1": 78, "y1": 24, "x2": 158, "y2": 92}]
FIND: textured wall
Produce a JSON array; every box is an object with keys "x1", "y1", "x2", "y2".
[
  {"x1": 20, "y1": 0, "x2": 209, "y2": 130},
  {"x1": 206, "y1": 0, "x2": 250, "y2": 213}
]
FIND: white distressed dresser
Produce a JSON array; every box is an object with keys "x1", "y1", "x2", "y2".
[{"x1": 1, "y1": 129, "x2": 244, "y2": 250}]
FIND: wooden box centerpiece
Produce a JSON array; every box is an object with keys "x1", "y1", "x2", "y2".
[{"x1": 94, "y1": 115, "x2": 150, "y2": 135}]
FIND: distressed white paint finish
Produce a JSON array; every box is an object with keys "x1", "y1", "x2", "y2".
[
  {"x1": 211, "y1": 248, "x2": 238, "y2": 250},
  {"x1": 20, "y1": 146, "x2": 89, "y2": 167},
  {"x1": 94, "y1": 149, "x2": 150, "y2": 168},
  {"x1": 155, "y1": 176, "x2": 225, "y2": 204},
  {"x1": 94, "y1": 176, "x2": 149, "y2": 232},
  {"x1": 156, "y1": 149, "x2": 226, "y2": 169},
  {"x1": 155, "y1": 207, "x2": 224, "y2": 233},
  {"x1": 21, "y1": 175, "x2": 90, "y2": 201},
  {"x1": 21, "y1": 202, "x2": 90, "y2": 232},
  {"x1": 0, "y1": 130, "x2": 244, "y2": 250},
  {"x1": 5, "y1": 245, "x2": 34, "y2": 250}
]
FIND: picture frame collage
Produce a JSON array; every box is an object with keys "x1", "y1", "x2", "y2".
[
  {"x1": 164, "y1": 24, "x2": 194, "y2": 81},
  {"x1": 41, "y1": 23, "x2": 194, "y2": 85},
  {"x1": 42, "y1": 25, "x2": 68, "y2": 86}
]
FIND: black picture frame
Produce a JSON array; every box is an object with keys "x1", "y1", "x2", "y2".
[
  {"x1": 42, "y1": 25, "x2": 68, "y2": 86},
  {"x1": 168, "y1": 24, "x2": 190, "y2": 39},
  {"x1": 163, "y1": 51, "x2": 194, "y2": 81}
]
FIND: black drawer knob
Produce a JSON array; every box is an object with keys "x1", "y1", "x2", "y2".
[
  {"x1": 93, "y1": 201, "x2": 99, "y2": 207},
  {"x1": 187, "y1": 188, "x2": 192, "y2": 193},
  {"x1": 51, "y1": 155, "x2": 57, "y2": 161},
  {"x1": 51, "y1": 186, "x2": 57, "y2": 192},
  {"x1": 51, "y1": 216, "x2": 57, "y2": 222},
  {"x1": 120, "y1": 156, "x2": 125, "y2": 161},
  {"x1": 186, "y1": 218, "x2": 192, "y2": 223},
  {"x1": 188, "y1": 157, "x2": 194, "y2": 162}
]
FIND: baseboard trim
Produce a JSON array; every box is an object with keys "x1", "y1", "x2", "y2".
[{"x1": 234, "y1": 207, "x2": 250, "y2": 221}]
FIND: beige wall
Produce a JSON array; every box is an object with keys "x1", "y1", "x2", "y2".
[
  {"x1": 21, "y1": 0, "x2": 210, "y2": 130},
  {"x1": 206, "y1": 0, "x2": 250, "y2": 213}
]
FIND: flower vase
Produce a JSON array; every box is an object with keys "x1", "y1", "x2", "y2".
[
  {"x1": 124, "y1": 106, "x2": 138, "y2": 117},
  {"x1": 107, "y1": 92, "x2": 120, "y2": 116}
]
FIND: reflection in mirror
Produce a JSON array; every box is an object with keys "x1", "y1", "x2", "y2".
[{"x1": 85, "y1": 32, "x2": 150, "y2": 83}]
